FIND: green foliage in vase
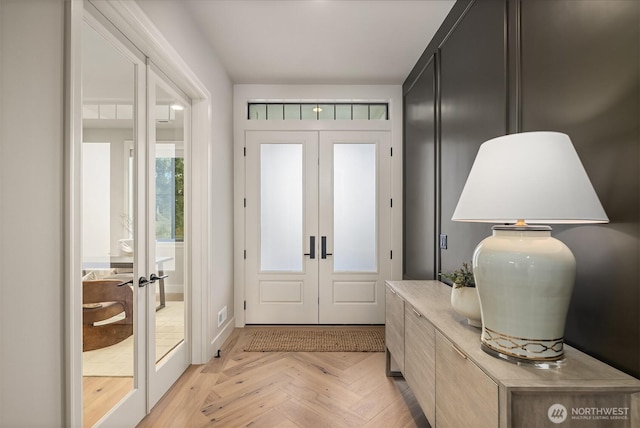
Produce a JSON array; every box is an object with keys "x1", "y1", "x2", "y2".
[{"x1": 439, "y1": 262, "x2": 475, "y2": 288}]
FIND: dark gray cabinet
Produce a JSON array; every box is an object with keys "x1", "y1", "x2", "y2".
[{"x1": 403, "y1": 0, "x2": 640, "y2": 378}]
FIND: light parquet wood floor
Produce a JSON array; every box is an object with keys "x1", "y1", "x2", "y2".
[
  {"x1": 84, "y1": 376, "x2": 133, "y2": 428},
  {"x1": 137, "y1": 327, "x2": 429, "y2": 428}
]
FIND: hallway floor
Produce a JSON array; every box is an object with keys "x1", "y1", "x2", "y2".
[{"x1": 137, "y1": 327, "x2": 428, "y2": 427}]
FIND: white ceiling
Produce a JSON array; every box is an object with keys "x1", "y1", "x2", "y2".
[{"x1": 184, "y1": 0, "x2": 456, "y2": 85}]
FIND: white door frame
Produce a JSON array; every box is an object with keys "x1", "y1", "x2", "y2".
[
  {"x1": 65, "y1": 1, "x2": 212, "y2": 426},
  {"x1": 233, "y1": 85, "x2": 404, "y2": 327}
]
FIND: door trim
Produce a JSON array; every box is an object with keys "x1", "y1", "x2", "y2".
[
  {"x1": 65, "y1": 1, "x2": 84, "y2": 425},
  {"x1": 233, "y1": 85, "x2": 404, "y2": 327}
]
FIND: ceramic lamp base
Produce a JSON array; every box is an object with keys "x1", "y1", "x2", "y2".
[
  {"x1": 480, "y1": 343, "x2": 567, "y2": 369},
  {"x1": 473, "y1": 225, "x2": 576, "y2": 361}
]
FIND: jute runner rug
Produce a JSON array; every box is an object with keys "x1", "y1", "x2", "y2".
[{"x1": 244, "y1": 326, "x2": 385, "y2": 352}]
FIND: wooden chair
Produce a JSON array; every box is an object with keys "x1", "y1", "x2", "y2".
[{"x1": 82, "y1": 279, "x2": 134, "y2": 351}]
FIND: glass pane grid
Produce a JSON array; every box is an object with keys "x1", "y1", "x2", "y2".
[{"x1": 248, "y1": 103, "x2": 388, "y2": 121}]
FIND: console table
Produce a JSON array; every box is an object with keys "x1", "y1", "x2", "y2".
[{"x1": 385, "y1": 280, "x2": 640, "y2": 427}]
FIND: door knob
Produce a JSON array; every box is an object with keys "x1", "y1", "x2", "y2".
[{"x1": 138, "y1": 276, "x2": 150, "y2": 287}]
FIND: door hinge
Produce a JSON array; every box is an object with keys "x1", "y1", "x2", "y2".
[
  {"x1": 244, "y1": 300, "x2": 247, "y2": 310},
  {"x1": 390, "y1": 250, "x2": 393, "y2": 259},
  {"x1": 244, "y1": 198, "x2": 246, "y2": 208},
  {"x1": 244, "y1": 250, "x2": 247, "y2": 259},
  {"x1": 390, "y1": 198, "x2": 393, "y2": 208},
  {"x1": 243, "y1": 147, "x2": 246, "y2": 156},
  {"x1": 390, "y1": 147, "x2": 393, "y2": 156}
]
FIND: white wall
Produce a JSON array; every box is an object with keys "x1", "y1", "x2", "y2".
[
  {"x1": 81, "y1": 142, "x2": 112, "y2": 259},
  {"x1": 82, "y1": 128, "x2": 130, "y2": 257},
  {"x1": 0, "y1": 0, "x2": 66, "y2": 426},
  {"x1": 136, "y1": 1, "x2": 235, "y2": 355}
]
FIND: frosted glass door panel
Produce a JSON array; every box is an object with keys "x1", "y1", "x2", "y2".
[
  {"x1": 333, "y1": 143, "x2": 377, "y2": 272},
  {"x1": 261, "y1": 143, "x2": 304, "y2": 272}
]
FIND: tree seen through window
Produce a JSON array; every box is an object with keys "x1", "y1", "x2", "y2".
[{"x1": 155, "y1": 157, "x2": 184, "y2": 241}]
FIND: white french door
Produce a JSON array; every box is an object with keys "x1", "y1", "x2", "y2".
[
  {"x1": 245, "y1": 131, "x2": 391, "y2": 324},
  {"x1": 79, "y1": 10, "x2": 190, "y2": 427},
  {"x1": 245, "y1": 131, "x2": 319, "y2": 323},
  {"x1": 146, "y1": 69, "x2": 190, "y2": 407},
  {"x1": 81, "y1": 15, "x2": 148, "y2": 427},
  {"x1": 318, "y1": 131, "x2": 391, "y2": 324}
]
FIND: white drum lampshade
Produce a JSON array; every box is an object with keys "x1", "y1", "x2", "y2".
[{"x1": 452, "y1": 131, "x2": 608, "y2": 363}]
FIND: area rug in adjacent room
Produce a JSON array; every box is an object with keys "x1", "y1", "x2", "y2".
[
  {"x1": 82, "y1": 301, "x2": 184, "y2": 377},
  {"x1": 244, "y1": 327, "x2": 385, "y2": 352}
]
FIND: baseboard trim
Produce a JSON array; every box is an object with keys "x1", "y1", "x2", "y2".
[{"x1": 208, "y1": 316, "x2": 235, "y2": 361}]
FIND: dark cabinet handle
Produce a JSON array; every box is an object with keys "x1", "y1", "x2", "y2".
[
  {"x1": 304, "y1": 236, "x2": 316, "y2": 259},
  {"x1": 321, "y1": 236, "x2": 333, "y2": 259}
]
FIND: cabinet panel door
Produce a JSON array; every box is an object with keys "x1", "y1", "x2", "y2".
[
  {"x1": 385, "y1": 285, "x2": 405, "y2": 372},
  {"x1": 435, "y1": 331, "x2": 498, "y2": 428},
  {"x1": 404, "y1": 304, "x2": 436, "y2": 423},
  {"x1": 439, "y1": 0, "x2": 507, "y2": 274},
  {"x1": 404, "y1": 57, "x2": 436, "y2": 279}
]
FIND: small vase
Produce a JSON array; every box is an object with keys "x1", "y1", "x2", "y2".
[
  {"x1": 451, "y1": 286, "x2": 482, "y2": 328},
  {"x1": 119, "y1": 238, "x2": 134, "y2": 256}
]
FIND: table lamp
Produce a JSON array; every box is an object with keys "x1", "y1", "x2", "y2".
[{"x1": 452, "y1": 131, "x2": 608, "y2": 363}]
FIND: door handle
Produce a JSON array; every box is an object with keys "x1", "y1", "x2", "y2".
[
  {"x1": 138, "y1": 276, "x2": 150, "y2": 287},
  {"x1": 149, "y1": 273, "x2": 169, "y2": 283},
  {"x1": 304, "y1": 236, "x2": 316, "y2": 259},
  {"x1": 321, "y1": 236, "x2": 333, "y2": 259},
  {"x1": 117, "y1": 278, "x2": 134, "y2": 287}
]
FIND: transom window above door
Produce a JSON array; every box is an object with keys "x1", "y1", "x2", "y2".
[{"x1": 248, "y1": 102, "x2": 388, "y2": 121}]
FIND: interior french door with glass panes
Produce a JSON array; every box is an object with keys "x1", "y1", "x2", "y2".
[
  {"x1": 81, "y1": 16, "x2": 148, "y2": 427},
  {"x1": 79, "y1": 13, "x2": 190, "y2": 427},
  {"x1": 245, "y1": 131, "x2": 391, "y2": 324},
  {"x1": 146, "y1": 69, "x2": 190, "y2": 407}
]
